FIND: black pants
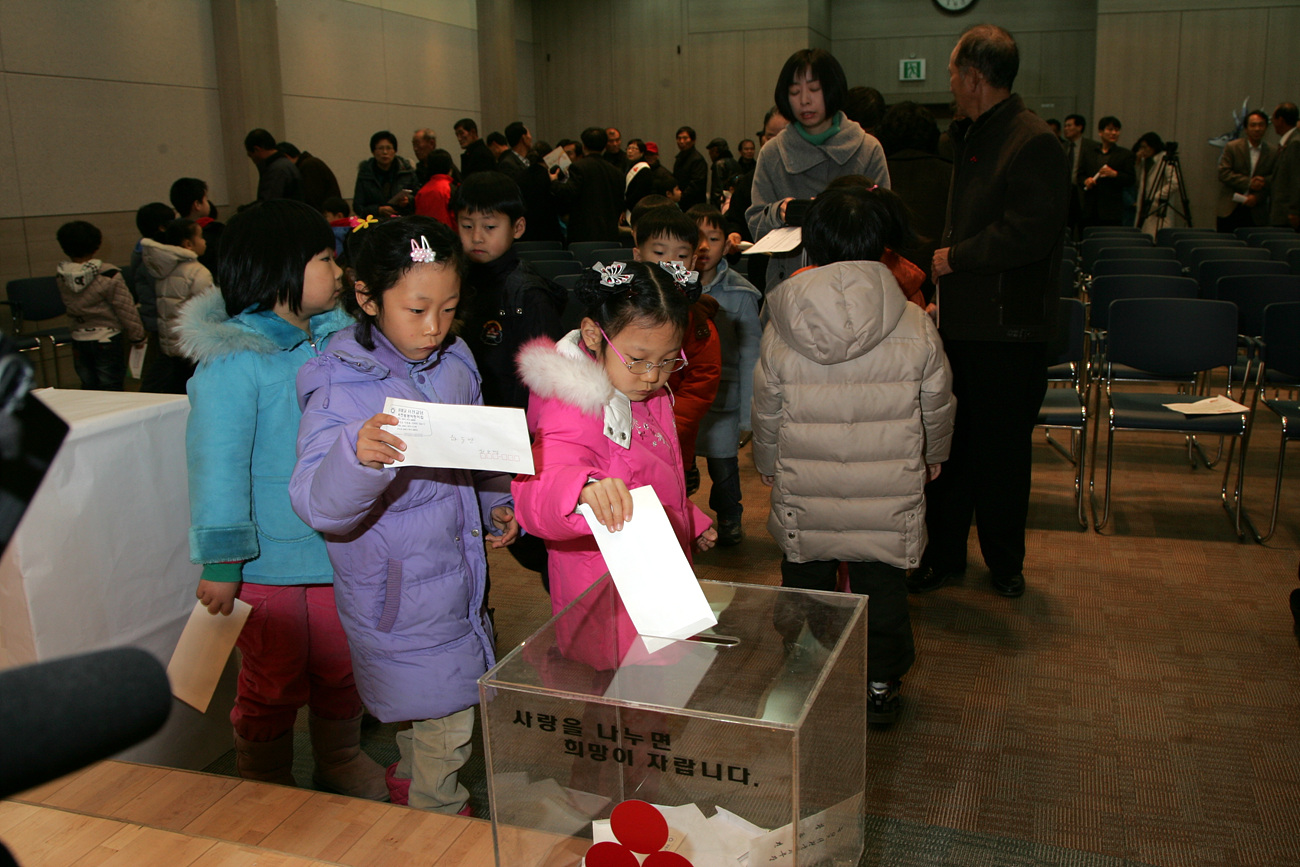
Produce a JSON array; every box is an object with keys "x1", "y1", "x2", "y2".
[
  {"x1": 71, "y1": 336, "x2": 126, "y2": 391},
  {"x1": 780, "y1": 558, "x2": 915, "y2": 682},
  {"x1": 705, "y1": 455, "x2": 742, "y2": 522},
  {"x1": 140, "y1": 346, "x2": 195, "y2": 394},
  {"x1": 1216, "y1": 205, "x2": 1255, "y2": 235},
  {"x1": 922, "y1": 339, "x2": 1048, "y2": 578}
]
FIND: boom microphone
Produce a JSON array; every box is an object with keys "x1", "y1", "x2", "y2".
[{"x1": 0, "y1": 647, "x2": 172, "y2": 799}]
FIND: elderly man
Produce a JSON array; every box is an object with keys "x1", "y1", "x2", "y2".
[
  {"x1": 1270, "y1": 102, "x2": 1300, "y2": 229},
  {"x1": 911, "y1": 24, "x2": 1067, "y2": 599},
  {"x1": 1217, "y1": 110, "x2": 1276, "y2": 232}
]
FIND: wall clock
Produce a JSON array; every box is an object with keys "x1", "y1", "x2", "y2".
[{"x1": 934, "y1": 0, "x2": 977, "y2": 12}]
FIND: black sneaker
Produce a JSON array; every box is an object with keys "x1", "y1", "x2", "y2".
[
  {"x1": 905, "y1": 566, "x2": 957, "y2": 594},
  {"x1": 990, "y1": 572, "x2": 1026, "y2": 598},
  {"x1": 868, "y1": 680, "x2": 901, "y2": 727},
  {"x1": 716, "y1": 519, "x2": 743, "y2": 547},
  {"x1": 685, "y1": 465, "x2": 700, "y2": 496}
]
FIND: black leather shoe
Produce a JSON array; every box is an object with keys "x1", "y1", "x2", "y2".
[
  {"x1": 991, "y1": 572, "x2": 1026, "y2": 598},
  {"x1": 906, "y1": 566, "x2": 956, "y2": 594}
]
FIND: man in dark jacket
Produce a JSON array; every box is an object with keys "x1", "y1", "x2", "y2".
[
  {"x1": 911, "y1": 24, "x2": 1067, "y2": 600},
  {"x1": 455, "y1": 118, "x2": 496, "y2": 177},
  {"x1": 243, "y1": 129, "x2": 303, "y2": 202},
  {"x1": 277, "y1": 141, "x2": 341, "y2": 210},
  {"x1": 673, "y1": 126, "x2": 709, "y2": 209},
  {"x1": 550, "y1": 126, "x2": 625, "y2": 244}
]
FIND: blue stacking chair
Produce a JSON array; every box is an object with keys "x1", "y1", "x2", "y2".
[
  {"x1": 1090, "y1": 299, "x2": 1249, "y2": 535},
  {"x1": 1262, "y1": 238, "x2": 1300, "y2": 262},
  {"x1": 1236, "y1": 226, "x2": 1297, "y2": 244},
  {"x1": 1155, "y1": 227, "x2": 1220, "y2": 248},
  {"x1": 1196, "y1": 259, "x2": 1290, "y2": 299},
  {"x1": 533, "y1": 259, "x2": 585, "y2": 282},
  {"x1": 1081, "y1": 236, "x2": 1152, "y2": 273},
  {"x1": 1239, "y1": 302, "x2": 1300, "y2": 542},
  {"x1": 1186, "y1": 247, "x2": 1269, "y2": 281},
  {"x1": 1039, "y1": 297, "x2": 1089, "y2": 528},
  {"x1": 1091, "y1": 258, "x2": 1184, "y2": 280},
  {"x1": 513, "y1": 240, "x2": 564, "y2": 253},
  {"x1": 4, "y1": 277, "x2": 73, "y2": 387}
]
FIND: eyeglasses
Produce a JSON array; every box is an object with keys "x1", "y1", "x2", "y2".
[{"x1": 598, "y1": 325, "x2": 688, "y2": 375}]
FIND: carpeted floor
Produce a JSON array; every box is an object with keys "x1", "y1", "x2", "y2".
[{"x1": 205, "y1": 402, "x2": 1300, "y2": 867}]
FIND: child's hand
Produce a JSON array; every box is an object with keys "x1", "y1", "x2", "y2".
[
  {"x1": 927, "y1": 463, "x2": 942, "y2": 482},
  {"x1": 357, "y1": 413, "x2": 405, "y2": 469},
  {"x1": 197, "y1": 579, "x2": 240, "y2": 616},
  {"x1": 578, "y1": 477, "x2": 633, "y2": 532},
  {"x1": 760, "y1": 474, "x2": 775, "y2": 487},
  {"x1": 696, "y1": 525, "x2": 718, "y2": 553},
  {"x1": 489, "y1": 506, "x2": 520, "y2": 548}
]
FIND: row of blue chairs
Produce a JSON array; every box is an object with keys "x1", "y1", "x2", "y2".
[{"x1": 1038, "y1": 289, "x2": 1299, "y2": 541}]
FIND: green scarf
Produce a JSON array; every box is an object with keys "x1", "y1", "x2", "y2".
[{"x1": 795, "y1": 111, "x2": 843, "y2": 146}]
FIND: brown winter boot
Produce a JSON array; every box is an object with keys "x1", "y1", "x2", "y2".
[
  {"x1": 308, "y1": 712, "x2": 388, "y2": 801},
  {"x1": 234, "y1": 731, "x2": 296, "y2": 786}
]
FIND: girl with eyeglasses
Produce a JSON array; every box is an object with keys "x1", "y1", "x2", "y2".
[{"x1": 512, "y1": 259, "x2": 718, "y2": 619}]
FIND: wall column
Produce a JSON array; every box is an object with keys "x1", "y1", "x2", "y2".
[
  {"x1": 210, "y1": 0, "x2": 286, "y2": 208},
  {"x1": 477, "y1": 0, "x2": 519, "y2": 135}
]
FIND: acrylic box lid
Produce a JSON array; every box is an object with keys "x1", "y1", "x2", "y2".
[{"x1": 480, "y1": 575, "x2": 866, "y2": 730}]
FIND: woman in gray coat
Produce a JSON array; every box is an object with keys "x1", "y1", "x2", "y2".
[{"x1": 745, "y1": 49, "x2": 890, "y2": 293}]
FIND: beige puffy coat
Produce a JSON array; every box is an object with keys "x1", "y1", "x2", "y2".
[
  {"x1": 752, "y1": 261, "x2": 954, "y2": 568},
  {"x1": 141, "y1": 239, "x2": 214, "y2": 357}
]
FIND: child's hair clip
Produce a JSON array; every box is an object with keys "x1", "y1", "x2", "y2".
[
  {"x1": 410, "y1": 236, "x2": 438, "y2": 263},
  {"x1": 867, "y1": 183, "x2": 880, "y2": 191},
  {"x1": 352, "y1": 215, "x2": 378, "y2": 233},
  {"x1": 660, "y1": 260, "x2": 699, "y2": 287},
  {"x1": 592, "y1": 261, "x2": 633, "y2": 288}
]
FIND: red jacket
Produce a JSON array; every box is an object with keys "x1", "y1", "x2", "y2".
[
  {"x1": 668, "y1": 295, "x2": 721, "y2": 468},
  {"x1": 415, "y1": 174, "x2": 456, "y2": 230}
]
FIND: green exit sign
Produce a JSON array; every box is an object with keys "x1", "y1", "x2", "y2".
[{"x1": 899, "y1": 59, "x2": 926, "y2": 81}]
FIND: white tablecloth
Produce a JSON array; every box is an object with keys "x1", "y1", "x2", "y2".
[{"x1": 0, "y1": 388, "x2": 236, "y2": 768}]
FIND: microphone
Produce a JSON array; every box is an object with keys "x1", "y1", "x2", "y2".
[{"x1": 0, "y1": 647, "x2": 172, "y2": 799}]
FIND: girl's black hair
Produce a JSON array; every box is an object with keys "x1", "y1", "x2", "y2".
[
  {"x1": 217, "y1": 199, "x2": 335, "y2": 317},
  {"x1": 163, "y1": 218, "x2": 199, "y2": 248},
  {"x1": 574, "y1": 259, "x2": 693, "y2": 340},
  {"x1": 1134, "y1": 131, "x2": 1164, "y2": 154},
  {"x1": 346, "y1": 216, "x2": 467, "y2": 351},
  {"x1": 774, "y1": 49, "x2": 849, "y2": 129},
  {"x1": 803, "y1": 185, "x2": 918, "y2": 265}
]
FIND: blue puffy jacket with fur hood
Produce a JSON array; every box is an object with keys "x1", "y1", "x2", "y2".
[{"x1": 178, "y1": 288, "x2": 353, "y2": 583}]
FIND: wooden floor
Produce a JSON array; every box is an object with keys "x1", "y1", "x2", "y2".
[{"x1": 2, "y1": 761, "x2": 584, "y2": 867}]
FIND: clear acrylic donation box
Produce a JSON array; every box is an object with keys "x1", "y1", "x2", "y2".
[{"x1": 479, "y1": 575, "x2": 867, "y2": 866}]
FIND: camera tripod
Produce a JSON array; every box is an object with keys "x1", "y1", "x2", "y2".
[{"x1": 1139, "y1": 144, "x2": 1192, "y2": 229}]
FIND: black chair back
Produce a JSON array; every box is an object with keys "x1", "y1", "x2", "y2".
[
  {"x1": 1088, "y1": 274, "x2": 1198, "y2": 331},
  {"x1": 1082, "y1": 227, "x2": 1145, "y2": 240},
  {"x1": 516, "y1": 249, "x2": 576, "y2": 263},
  {"x1": 1155, "y1": 227, "x2": 1219, "y2": 248},
  {"x1": 1215, "y1": 275, "x2": 1300, "y2": 338},
  {"x1": 1107, "y1": 298, "x2": 1238, "y2": 375},
  {"x1": 5, "y1": 277, "x2": 64, "y2": 322},
  {"x1": 1081, "y1": 236, "x2": 1152, "y2": 272},
  {"x1": 532, "y1": 260, "x2": 585, "y2": 281},
  {"x1": 1262, "y1": 238, "x2": 1300, "y2": 262},
  {"x1": 513, "y1": 240, "x2": 564, "y2": 253},
  {"x1": 1198, "y1": 259, "x2": 1291, "y2": 299},
  {"x1": 1052, "y1": 297, "x2": 1086, "y2": 366},
  {"x1": 1188, "y1": 247, "x2": 1270, "y2": 279},
  {"x1": 1095, "y1": 246, "x2": 1177, "y2": 262},
  {"x1": 1091, "y1": 258, "x2": 1184, "y2": 279},
  {"x1": 1173, "y1": 237, "x2": 1245, "y2": 264},
  {"x1": 1262, "y1": 302, "x2": 1300, "y2": 379},
  {"x1": 1237, "y1": 226, "x2": 1297, "y2": 244}
]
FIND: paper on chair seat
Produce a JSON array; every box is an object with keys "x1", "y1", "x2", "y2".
[
  {"x1": 577, "y1": 485, "x2": 717, "y2": 641},
  {"x1": 167, "y1": 599, "x2": 252, "y2": 713},
  {"x1": 381, "y1": 396, "x2": 534, "y2": 474},
  {"x1": 1163, "y1": 395, "x2": 1249, "y2": 415}
]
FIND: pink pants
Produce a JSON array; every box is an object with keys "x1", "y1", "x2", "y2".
[{"x1": 231, "y1": 583, "x2": 361, "y2": 742}]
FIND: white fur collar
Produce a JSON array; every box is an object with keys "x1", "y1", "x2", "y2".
[{"x1": 517, "y1": 331, "x2": 633, "y2": 449}]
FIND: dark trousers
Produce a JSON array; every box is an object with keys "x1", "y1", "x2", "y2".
[
  {"x1": 923, "y1": 339, "x2": 1048, "y2": 578},
  {"x1": 140, "y1": 345, "x2": 195, "y2": 394},
  {"x1": 1216, "y1": 205, "x2": 1255, "y2": 235},
  {"x1": 71, "y1": 336, "x2": 126, "y2": 391},
  {"x1": 705, "y1": 456, "x2": 742, "y2": 522},
  {"x1": 780, "y1": 557, "x2": 915, "y2": 682}
]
